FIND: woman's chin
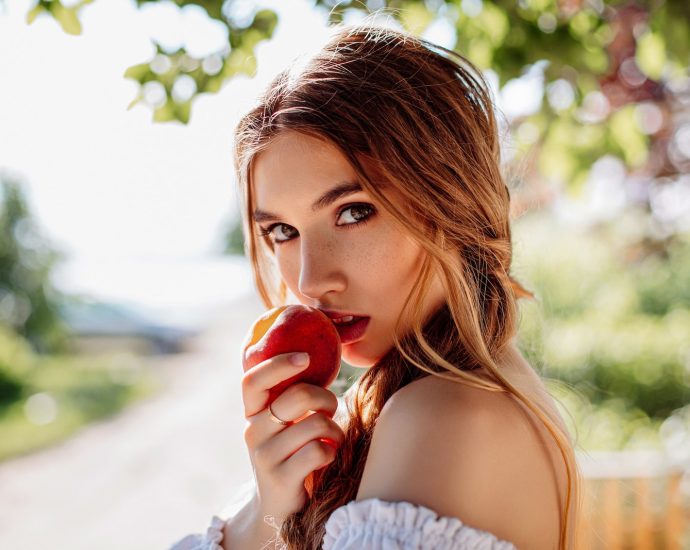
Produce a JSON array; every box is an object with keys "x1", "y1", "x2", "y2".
[{"x1": 341, "y1": 344, "x2": 383, "y2": 369}]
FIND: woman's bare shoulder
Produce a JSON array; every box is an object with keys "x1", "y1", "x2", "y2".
[
  {"x1": 399, "y1": 342, "x2": 570, "y2": 435},
  {"x1": 358, "y1": 348, "x2": 568, "y2": 548}
]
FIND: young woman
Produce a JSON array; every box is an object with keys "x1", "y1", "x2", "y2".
[{"x1": 172, "y1": 22, "x2": 583, "y2": 550}]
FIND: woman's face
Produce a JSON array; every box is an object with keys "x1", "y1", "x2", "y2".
[{"x1": 251, "y1": 130, "x2": 446, "y2": 368}]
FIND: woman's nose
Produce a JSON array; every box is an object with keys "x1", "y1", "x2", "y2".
[{"x1": 297, "y1": 237, "x2": 347, "y2": 300}]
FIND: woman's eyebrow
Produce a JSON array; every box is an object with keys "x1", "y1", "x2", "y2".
[{"x1": 252, "y1": 180, "x2": 363, "y2": 222}]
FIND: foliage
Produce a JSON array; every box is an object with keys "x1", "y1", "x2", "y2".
[
  {"x1": 25, "y1": 0, "x2": 278, "y2": 124},
  {"x1": 0, "y1": 324, "x2": 34, "y2": 407},
  {"x1": 0, "y1": 174, "x2": 70, "y2": 353},
  {"x1": 22, "y1": 0, "x2": 690, "y2": 253},
  {"x1": 24, "y1": 1, "x2": 690, "y2": 175},
  {"x1": 0, "y1": 333, "x2": 159, "y2": 461},
  {"x1": 0, "y1": 176, "x2": 160, "y2": 460},
  {"x1": 25, "y1": 0, "x2": 93, "y2": 35},
  {"x1": 513, "y1": 211, "x2": 690, "y2": 450},
  {"x1": 222, "y1": 213, "x2": 245, "y2": 255},
  {"x1": 0, "y1": 367, "x2": 23, "y2": 407}
]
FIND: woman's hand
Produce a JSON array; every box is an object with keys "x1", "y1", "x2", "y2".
[{"x1": 241, "y1": 352, "x2": 345, "y2": 523}]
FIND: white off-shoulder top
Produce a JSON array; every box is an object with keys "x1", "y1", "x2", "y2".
[{"x1": 169, "y1": 498, "x2": 517, "y2": 549}]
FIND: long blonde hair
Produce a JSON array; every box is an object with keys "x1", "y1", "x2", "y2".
[{"x1": 234, "y1": 23, "x2": 583, "y2": 549}]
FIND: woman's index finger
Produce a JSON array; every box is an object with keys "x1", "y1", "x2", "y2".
[{"x1": 241, "y1": 352, "x2": 310, "y2": 417}]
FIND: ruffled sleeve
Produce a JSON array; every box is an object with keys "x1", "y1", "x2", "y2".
[
  {"x1": 322, "y1": 498, "x2": 517, "y2": 550},
  {"x1": 169, "y1": 516, "x2": 225, "y2": 550}
]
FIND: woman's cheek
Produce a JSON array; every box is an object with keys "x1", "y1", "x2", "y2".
[{"x1": 275, "y1": 251, "x2": 299, "y2": 292}]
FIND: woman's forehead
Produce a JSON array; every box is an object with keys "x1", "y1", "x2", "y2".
[
  {"x1": 249, "y1": 130, "x2": 413, "y2": 221},
  {"x1": 251, "y1": 132, "x2": 358, "y2": 200}
]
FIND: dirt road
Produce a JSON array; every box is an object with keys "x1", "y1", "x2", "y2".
[{"x1": 0, "y1": 292, "x2": 265, "y2": 550}]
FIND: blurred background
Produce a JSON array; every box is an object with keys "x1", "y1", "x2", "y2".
[{"x1": 0, "y1": 0, "x2": 689, "y2": 548}]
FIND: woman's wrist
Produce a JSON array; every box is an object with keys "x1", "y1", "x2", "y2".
[{"x1": 222, "y1": 495, "x2": 282, "y2": 550}]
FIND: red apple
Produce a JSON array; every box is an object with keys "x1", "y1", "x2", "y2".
[{"x1": 242, "y1": 305, "x2": 342, "y2": 403}]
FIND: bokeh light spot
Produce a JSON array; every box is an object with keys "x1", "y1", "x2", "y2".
[{"x1": 24, "y1": 393, "x2": 58, "y2": 426}]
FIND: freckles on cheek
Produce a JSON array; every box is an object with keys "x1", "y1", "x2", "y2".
[
  {"x1": 377, "y1": 231, "x2": 420, "y2": 274},
  {"x1": 370, "y1": 248, "x2": 397, "y2": 275},
  {"x1": 345, "y1": 237, "x2": 382, "y2": 273},
  {"x1": 382, "y1": 246, "x2": 425, "y2": 300}
]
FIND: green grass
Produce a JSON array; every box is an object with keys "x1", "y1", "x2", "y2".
[{"x1": 0, "y1": 353, "x2": 160, "y2": 462}]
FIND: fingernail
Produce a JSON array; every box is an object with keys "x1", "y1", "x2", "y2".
[{"x1": 289, "y1": 352, "x2": 309, "y2": 367}]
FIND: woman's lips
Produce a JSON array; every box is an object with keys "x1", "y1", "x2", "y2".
[{"x1": 332, "y1": 316, "x2": 370, "y2": 344}]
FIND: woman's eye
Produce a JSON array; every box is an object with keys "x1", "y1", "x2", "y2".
[
  {"x1": 336, "y1": 204, "x2": 375, "y2": 226},
  {"x1": 258, "y1": 203, "x2": 375, "y2": 245},
  {"x1": 260, "y1": 223, "x2": 298, "y2": 243}
]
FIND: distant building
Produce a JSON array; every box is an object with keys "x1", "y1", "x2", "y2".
[{"x1": 59, "y1": 299, "x2": 197, "y2": 355}]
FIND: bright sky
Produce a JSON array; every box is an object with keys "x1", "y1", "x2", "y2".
[
  {"x1": 0, "y1": 0, "x2": 335, "y2": 260},
  {"x1": 0, "y1": 0, "x2": 543, "y2": 324},
  {"x1": 0, "y1": 0, "x2": 335, "y2": 321}
]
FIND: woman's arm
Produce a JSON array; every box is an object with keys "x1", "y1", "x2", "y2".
[
  {"x1": 169, "y1": 484, "x2": 280, "y2": 550},
  {"x1": 222, "y1": 492, "x2": 283, "y2": 550}
]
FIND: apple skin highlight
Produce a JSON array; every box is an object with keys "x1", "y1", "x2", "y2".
[{"x1": 242, "y1": 305, "x2": 342, "y2": 403}]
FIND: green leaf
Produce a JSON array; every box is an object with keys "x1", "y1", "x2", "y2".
[
  {"x1": 53, "y1": 4, "x2": 82, "y2": 35},
  {"x1": 636, "y1": 31, "x2": 666, "y2": 80},
  {"x1": 175, "y1": 100, "x2": 191, "y2": 124},
  {"x1": 539, "y1": 143, "x2": 576, "y2": 185},
  {"x1": 477, "y1": 2, "x2": 509, "y2": 47},
  {"x1": 568, "y1": 9, "x2": 597, "y2": 37},
  {"x1": 26, "y1": 4, "x2": 45, "y2": 25},
  {"x1": 153, "y1": 100, "x2": 176, "y2": 123},
  {"x1": 467, "y1": 38, "x2": 493, "y2": 69},
  {"x1": 204, "y1": 74, "x2": 225, "y2": 94},
  {"x1": 123, "y1": 62, "x2": 151, "y2": 81},
  {"x1": 225, "y1": 49, "x2": 256, "y2": 77},
  {"x1": 399, "y1": 3, "x2": 434, "y2": 36},
  {"x1": 126, "y1": 96, "x2": 141, "y2": 111},
  {"x1": 609, "y1": 106, "x2": 648, "y2": 168},
  {"x1": 581, "y1": 46, "x2": 607, "y2": 73},
  {"x1": 252, "y1": 8, "x2": 278, "y2": 35}
]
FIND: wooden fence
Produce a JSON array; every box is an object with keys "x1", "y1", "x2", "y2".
[{"x1": 575, "y1": 451, "x2": 690, "y2": 549}]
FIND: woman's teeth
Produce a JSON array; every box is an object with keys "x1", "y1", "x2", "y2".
[{"x1": 333, "y1": 315, "x2": 355, "y2": 324}]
